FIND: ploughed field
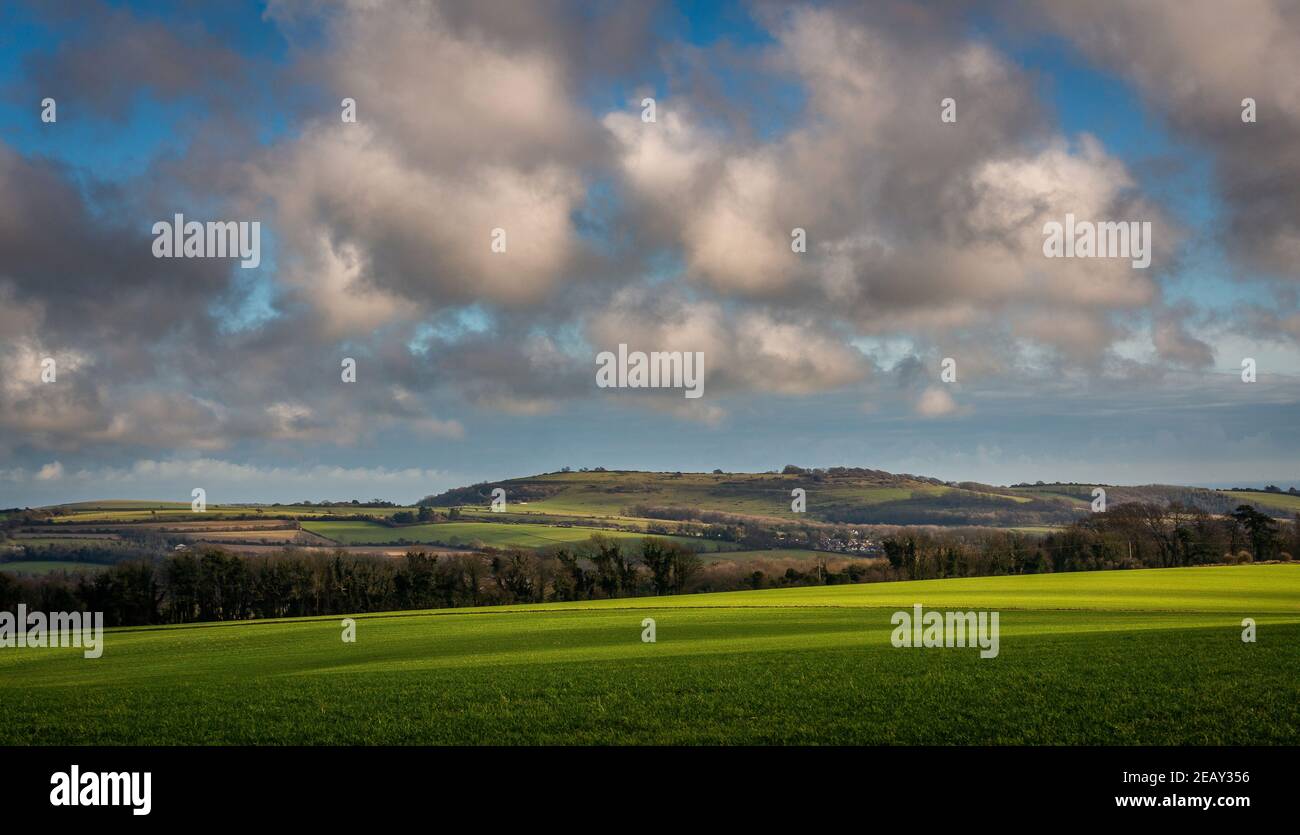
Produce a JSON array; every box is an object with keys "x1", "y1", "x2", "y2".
[{"x1": 2, "y1": 565, "x2": 1296, "y2": 745}]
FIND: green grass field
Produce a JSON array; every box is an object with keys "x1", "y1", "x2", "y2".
[
  {"x1": 48, "y1": 503, "x2": 418, "y2": 523},
  {"x1": 301, "y1": 520, "x2": 727, "y2": 551},
  {"x1": 0, "y1": 561, "x2": 108, "y2": 575},
  {"x1": 2, "y1": 565, "x2": 1295, "y2": 745},
  {"x1": 504, "y1": 471, "x2": 949, "y2": 519},
  {"x1": 8, "y1": 537, "x2": 119, "y2": 547},
  {"x1": 1226, "y1": 491, "x2": 1300, "y2": 515}
]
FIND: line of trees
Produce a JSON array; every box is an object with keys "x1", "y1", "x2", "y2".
[
  {"x1": 878, "y1": 503, "x2": 1297, "y2": 580},
  {"x1": 0, "y1": 535, "x2": 705, "y2": 627}
]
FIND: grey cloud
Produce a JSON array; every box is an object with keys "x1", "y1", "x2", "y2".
[
  {"x1": 1153, "y1": 305, "x2": 1216, "y2": 369},
  {"x1": 1024, "y1": 0, "x2": 1300, "y2": 279},
  {"x1": 606, "y1": 6, "x2": 1170, "y2": 371},
  {"x1": 14, "y1": 1, "x2": 250, "y2": 121},
  {"x1": 0, "y1": 0, "x2": 1263, "y2": 465}
]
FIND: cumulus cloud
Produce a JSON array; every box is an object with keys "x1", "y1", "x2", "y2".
[
  {"x1": 256, "y1": 124, "x2": 587, "y2": 329},
  {"x1": 253, "y1": 1, "x2": 604, "y2": 333},
  {"x1": 605, "y1": 6, "x2": 1170, "y2": 371},
  {"x1": 1025, "y1": 0, "x2": 1300, "y2": 279},
  {"x1": 1153, "y1": 306, "x2": 1216, "y2": 369},
  {"x1": 0, "y1": 0, "x2": 1267, "y2": 483},
  {"x1": 16, "y1": 2, "x2": 250, "y2": 121},
  {"x1": 35, "y1": 461, "x2": 64, "y2": 481},
  {"x1": 588, "y1": 287, "x2": 873, "y2": 402},
  {"x1": 915, "y1": 386, "x2": 958, "y2": 418}
]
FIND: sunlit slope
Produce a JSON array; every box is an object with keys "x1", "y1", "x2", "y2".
[
  {"x1": 1229, "y1": 490, "x2": 1300, "y2": 514},
  {"x1": 426, "y1": 469, "x2": 1282, "y2": 526},
  {"x1": 427, "y1": 469, "x2": 1010, "y2": 521},
  {"x1": 513, "y1": 564, "x2": 1295, "y2": 614},
  {"x1": 1, "y1": 565, "x2": 1296, "y2": 744}
]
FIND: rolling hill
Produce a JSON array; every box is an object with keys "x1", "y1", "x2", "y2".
[
  {"x1": 7, "y1": 469, "x2": 1295, "y2": 570},
  {"x1": 2, "y1": 565, "x2": 1295, "y2": 745},
  {"x1": 420, "y1": 468, "x2": 1298, "y2": 528}
]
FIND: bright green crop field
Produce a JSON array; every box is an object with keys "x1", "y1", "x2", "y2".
[{"x1": 1, "y1": 565, "x2": 1296, "y2": 745}]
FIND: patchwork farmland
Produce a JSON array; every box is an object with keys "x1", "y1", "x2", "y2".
[{"x1": 4, "y1": 469, "x2": 1297, "y2": 578}]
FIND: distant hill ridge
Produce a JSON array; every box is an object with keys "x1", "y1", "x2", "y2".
[{"x1": 419, "y1": 467, "x2": 1297, "y2": 527}]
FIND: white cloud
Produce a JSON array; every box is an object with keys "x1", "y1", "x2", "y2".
[
  {"x1": 35, "y1": 461, "x2": 64, "y2": 481},
  {"x1": 915, "y1": 386, "x2": 957, "y2": 418}
]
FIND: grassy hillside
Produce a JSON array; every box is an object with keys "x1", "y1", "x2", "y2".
[
  {"x1": 44, "y1": 504, "x2": 415, "y2": 523},
  {"x1": 1227, "y1": 490, "x2": 1300, "y2": 515},
  {"x1": 25, "y1": 472, "x2": 1297, "y2": 535},
  {"x1": 422, "y1": 469, "x2": 1081, "y2": 527},
  {"x1": 302, "y1": 520, "x2": 730, "y2": 552},
  {"x1": 422, "y1": 469, "x2": 1296, "y2": 528},
  {"x1": 2, "y1": 565, "x2": 1294, "y2": 745},
  {"x1": 1008, "y1": 483, "x2": 1294, "y2": 517}
]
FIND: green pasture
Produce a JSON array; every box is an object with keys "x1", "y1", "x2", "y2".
[
  {"x1": 2, "y1": 565, "x2": 1295, "y2": 745},
  {"x1": 0, "y1": 561, "x2": 109, "y2": 575},
  {"x1": 301, "y1": 520, "x2": 726, "y2": 551}
]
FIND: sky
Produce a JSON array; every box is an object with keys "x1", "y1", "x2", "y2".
[{"x1": 1, "y1": 0, "x2": 1298, "y2": 506}]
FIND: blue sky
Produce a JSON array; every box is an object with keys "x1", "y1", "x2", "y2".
[{"x1": 1, "y1": 0, "x2": 1297, "y2": 505}]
